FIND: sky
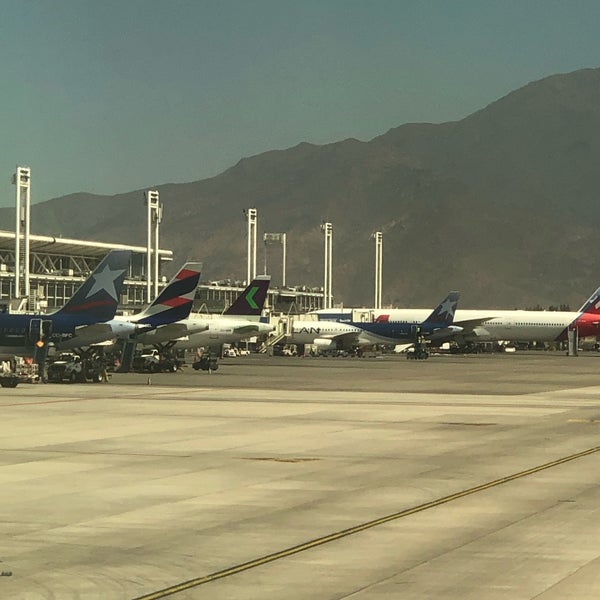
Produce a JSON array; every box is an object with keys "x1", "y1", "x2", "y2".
[{"x1": 1, "y1": 0, "x2": 600, "y2": 207}]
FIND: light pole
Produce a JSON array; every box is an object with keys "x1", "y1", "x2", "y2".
[
  {"x1": 263, "y1": 232, "x2": 287, "y2": 287},
  {"x1": 145, "y1": 190, "x2": 162, "y2": 302},
  {"x1": 12, "y1": 166, "x2": 31, "y2": 301},
  {"x1": 373, "y1": 231, "x2": 383, "y2": 309},
  {"x1": 321, "y1": 222, "x2": 333, "y2": 309},
  {"x1": 245, "y1": 208, "x2": 257, "y2": 284}
]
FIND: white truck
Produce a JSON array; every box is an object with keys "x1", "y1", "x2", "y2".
[
  {"x1": 132, "y1": 349, "x2": 183, "y2": 373},
  {"x1": 0, "y1": 357, "x2": 40, "y2": 388},
  {"x1": 47, "y1": 353, "x2": 104, "y2": 383}
]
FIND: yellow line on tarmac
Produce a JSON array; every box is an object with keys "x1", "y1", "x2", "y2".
[{"x1": 132, "y1": 445, "x2": 600, "y2": 600}]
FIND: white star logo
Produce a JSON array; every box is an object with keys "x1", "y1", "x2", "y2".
[
  {"x1": 85, "y1": 265, "x2": 126, "y2": 301},
  {"x1": 438, "y1": 298, "x2": 457, "y2": 318}
]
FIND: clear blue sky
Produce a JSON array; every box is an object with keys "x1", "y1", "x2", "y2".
[{"x1": 1, "y1": 0, "x2": 599, "y2": 206}]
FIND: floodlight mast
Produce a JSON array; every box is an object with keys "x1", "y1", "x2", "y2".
[
  {"x1": 281, "y1": 232, "x2": 287, "y2": 287},
  {"x1": 263, "y1": 232, "x2": 287, "y2": 287},
  {"x1": 321, "y1": 222, "x2": 333, "y2": 309},
  {"x1": 246, "y1": 208, "x2": 257, "y2": 284},
  {"x1": 12, "y1": 166, "x2": 31, "y2": 301},
  {"x1": 373, "y1": 231, "x2": 383, "y2": 309},
  {"x1": 145, "y1": 190, "x2": 162, "y2": 301}
]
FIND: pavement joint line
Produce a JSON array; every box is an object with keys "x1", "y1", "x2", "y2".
[{"x1": 131, "y1": 444, "x2": 600, "y2": 600}]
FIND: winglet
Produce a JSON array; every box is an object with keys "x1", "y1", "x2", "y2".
[
  {"x1": 54, "y1": 250, "x2": 131, "y2": 322},
  {"x1": 224, "y1": 276, "x2": 270, "y2": 317},
  {"x1": 423, "y1": 291, "x2": 460, "y2": 326},
  {"x1": 136, "y1": 261, "x2": 203, "y2": 326}
]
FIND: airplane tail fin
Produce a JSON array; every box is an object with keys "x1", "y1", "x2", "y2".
[
  {"x1": 136, "y1": 262, "x2": 202, "y2": 326},
  {"x1": 224, "y1": 276, "x2": 270, "y2": 318},
  {"x1": 54, "y1": 250, "x2": 131, "y2": 322},
  {"x1": 423, "y1": 291, "x2": 460, "y2": 326},
  {"x1": 578, "y1": 286, "x2": 600, "y2": 314}
]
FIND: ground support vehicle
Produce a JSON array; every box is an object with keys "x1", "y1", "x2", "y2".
[
  {"x1": 406, "y1": 341, "x2": 429, "y2": 360},
  {"x1": 132, "y1": 349, "x2": 184, "y2": 373},
  {"x1": 0, "y1": 357, "x2": 40, "y2": 387},
  {"x1": 192, "y1": 352, "x2": 219, "y2": 372},
  {"x1": 47, "y1": 353, "x2": 105, "y2": 383}
]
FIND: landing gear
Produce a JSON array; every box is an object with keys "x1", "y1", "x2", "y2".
[{"x1": 407, "y1": 339, "x2": 429, "y2": 360}]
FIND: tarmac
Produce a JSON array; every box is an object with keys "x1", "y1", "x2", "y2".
[{"x1": 1, "y1": 351, "x2": 600, "y2": 599}]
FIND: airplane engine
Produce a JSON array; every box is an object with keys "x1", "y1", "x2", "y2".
[{"x1": 313, "y1": 338, "x2": 334, "y2": 348}]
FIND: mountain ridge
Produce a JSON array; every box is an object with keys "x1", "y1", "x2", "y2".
[{"x1": 2, "y1": 67, "x2": 600, "y2": 309}]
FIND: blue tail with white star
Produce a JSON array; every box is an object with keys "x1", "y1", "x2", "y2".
[
  {"x1": 54, "y1": 250, "x2": 131, "y2": 323},
  {"x1": 423, "y1": 291, "x2": 460, "y2": 327}
]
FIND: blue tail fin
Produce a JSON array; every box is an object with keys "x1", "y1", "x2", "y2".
[
  {"x1": 423, "y1": 291, "x2": 460, "y2": 326},
  {"x1": 136, "y1": 262, "x2": 202, "y2": 326},
  {"x1": 54, "y1": 250, "x2": 131, "y2": 322},
  {"x1": 224, "y1": 276, "x2": 270, "y2": 317}
]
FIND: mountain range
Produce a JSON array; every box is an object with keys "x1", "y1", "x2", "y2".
[{"x1": 2, "y1": 67, "x2": 600, "y2": 309}]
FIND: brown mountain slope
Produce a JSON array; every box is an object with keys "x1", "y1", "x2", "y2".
[{"x1": 2, "y1": 67, "x2": 600, "y2": 309}]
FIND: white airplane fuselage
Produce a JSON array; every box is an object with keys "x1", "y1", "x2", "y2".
[
  {"x1": 171, "y1": 317, "x2": 274, "y2": 349},
  {"x1": 311, "y1": 308, "x2": 596, "y2": 343},
  {"x1": 286, "y1": 320, "x2": 400, "y2": 348}
]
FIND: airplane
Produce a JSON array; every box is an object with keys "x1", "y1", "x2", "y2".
[
  {"x1": 286, "y1": 291, "x2": 460, "y2": 358},
  {"x1": 161, "y1": 277, "x2": 274, "y2": 366},
  {"x1": 0, "y1": 249, "x2": 131, "y2": 357},
  {"x1": 103, "y1": 274, "x2": 271, "y2": 373},
  {"x1": 60, "y1": 261, "x2": 203, "y2": 349},
  {"x1": 309, "y1": 286, "x2": 600, "y2": 348}
]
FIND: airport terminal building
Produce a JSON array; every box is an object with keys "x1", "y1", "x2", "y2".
[{"x1": 0, "y1": 230, "x2": 323, "y2": 316}]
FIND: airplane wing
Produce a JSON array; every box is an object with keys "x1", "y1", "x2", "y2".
[
  {"x1": 69, "y1": 323, "x2": 116, "y2": 345},
  {"x1": 452, "y1": 317, "x2": 495, "y2": 332},
  {"x1": 313, "y1": 331, "x2": 364, "y2": 350},
  {"x1": 232, "y1": 324, "x2": 262, "y2": 335},
  {"x1": 429, "y1": 317, "x2": 495, "y2": 341},
  {"x1": 139, "y1": 322, "x2": 209, "y2": 344}
]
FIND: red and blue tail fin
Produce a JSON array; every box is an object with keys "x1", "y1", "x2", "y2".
[
  {"x1": 578, "y1": 286, "x2": 600, "y2": 315},
  {"x1": 424, "y1": 291, "x2": 460, "y2": 326},
  {"x1": 224, "y1": 276, "x2": 270, "y2": 318},
  {"x1": 136, "y1": 262, "x2": 202, "y2": 326},
  {"x1": 54, "y1": 250, "x2": 131, "y2": 322}
]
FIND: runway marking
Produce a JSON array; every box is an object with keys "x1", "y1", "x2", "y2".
[
  {"x1": 242, "y1": 456, "x2": 321, "y2": 463},
  {"x1": 0, "y1": 397, "x2": 92, "y2": 407},
  {"x1": 0, "y1": 448, "x2": 191, "y2": 458},
  {"x1": 439, "y1": 421, "x2": 496, "y2": 426},
  {"x1": 131, "y1": 444, "x2": 600, "y2": 600}
]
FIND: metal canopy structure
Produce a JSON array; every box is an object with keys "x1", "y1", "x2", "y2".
[
  {"x1": 0, "y1": 231, "x2": 163, "y2": 258},
  {"x1": 0, "y1": 229, "x2": 173, "y2": 311}
]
